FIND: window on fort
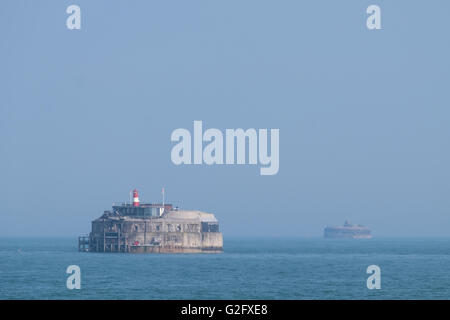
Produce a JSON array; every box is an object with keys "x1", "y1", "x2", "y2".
[{"x1": 201, "y1": 222, "x2": 219, "y2": 232}]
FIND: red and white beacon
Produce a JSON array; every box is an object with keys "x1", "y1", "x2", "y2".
[{"x1": 133, "y1": 189, "x2": 140, "y2": 207}]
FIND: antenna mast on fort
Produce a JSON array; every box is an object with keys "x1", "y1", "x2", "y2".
[{"x1": 162, "y1": 187, "x2": 165, "y2": 207}]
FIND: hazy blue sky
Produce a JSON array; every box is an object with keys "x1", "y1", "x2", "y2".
[{"x1": 1, "y1": 1, "x2": 449, "y2": 237}]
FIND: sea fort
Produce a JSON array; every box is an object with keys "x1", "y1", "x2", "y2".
[{"x1": 79, "y1": 189, "x2": 223, "y2": 253}]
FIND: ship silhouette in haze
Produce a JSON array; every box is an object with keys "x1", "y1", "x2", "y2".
[{"x1": 324, "y1": 220, "x2": 372, "y2": 239}]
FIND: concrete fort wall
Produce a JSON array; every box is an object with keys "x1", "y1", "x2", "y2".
[
  {"x1": 201, "y1": 232, "x2": 223, "y2": 251},
  {"x1": 90, "y1": 217, "x2": 222, "y2": 253}
]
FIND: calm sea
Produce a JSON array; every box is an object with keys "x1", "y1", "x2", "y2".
[{"x1": 0, "y1": 237, "x2": 449, "y2": 299}]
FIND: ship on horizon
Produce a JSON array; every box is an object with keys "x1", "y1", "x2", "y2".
[{"x1": 324, "y1": 221, "x2": 372, "y2": 239}]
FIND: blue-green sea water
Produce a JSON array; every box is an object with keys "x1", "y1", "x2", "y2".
[{"x1": 0, "y1": 238, "x2": 449, "y2": 299}]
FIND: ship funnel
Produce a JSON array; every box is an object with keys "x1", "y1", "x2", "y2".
[{"x1": 133, "y1": 189, "x2": 140, "y2": 207}]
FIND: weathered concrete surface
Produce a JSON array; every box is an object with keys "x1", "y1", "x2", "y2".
[{"x1": 89, "y1": 210, "x2": 223, "y2": 253}]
